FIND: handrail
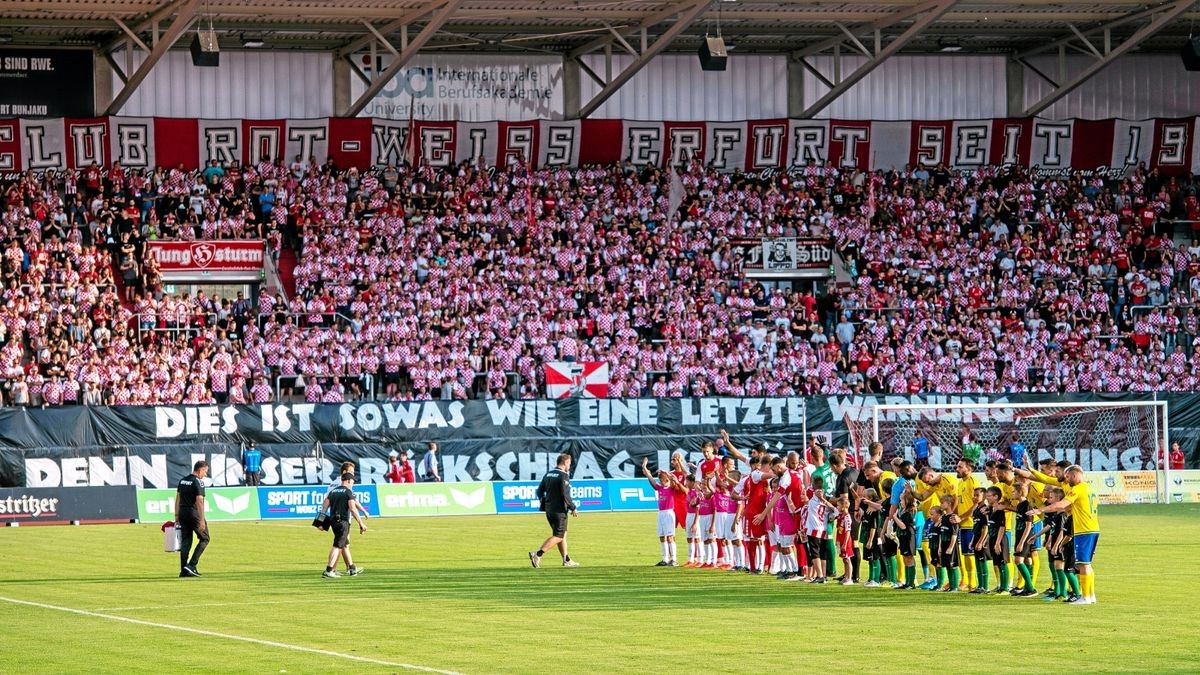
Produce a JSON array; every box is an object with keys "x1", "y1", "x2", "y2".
[{"x1": 274, "y1": 373, "x2": 376, "y2": 402}]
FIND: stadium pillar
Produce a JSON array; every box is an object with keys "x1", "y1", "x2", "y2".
[
  {"x1": 94, "y1": 54, "x2": 114, "y2": 116},
  {"x1": 333, "y1": 56, "x2": 352, "y2": 117},
  {"x1": 786, "y1": 57, "x2": 805, "y2": 118},
  {"x1": 1004, "y1": 59, "x2": 1024, "y2": 117},
  {"x1": 563, "y1": 59, "x2": 582, "y2": 119}
]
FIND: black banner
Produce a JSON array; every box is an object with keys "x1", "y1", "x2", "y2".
[
  {"x1": 0, "y1": 394, "x2": 1194, "y2": 489},
  {"x1": 732, "y1": 237, "x2": 833, "y2": 275},
  {"x1": 0, "y1": 48, "x2": 94, "y2": 117},
  {"x1": 0, "y1": 486, "x2": 136, "y2": 524}
]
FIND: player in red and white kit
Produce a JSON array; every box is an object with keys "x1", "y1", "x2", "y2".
[
  {"x1": 670, "y1": 451, "x2": 690, "y2": 533},
  {"x1": 683, "y1": 475, "x2": 701, "y2": 567},
  {"x1": 762, "y1": 456, "x2": 806, "y2": 580},
  {"x1": 802, "y1": 476, "x2": 835, "y2": 583},
  {"x1": 697, "y1": 478, "x2": 718, "y2": 567},
  {"x1": 740, "y1": 456, "x2": 773, "y2": 574},
  {"x1": 694, "y1": 441, "x2": 723, "y2": 483}
]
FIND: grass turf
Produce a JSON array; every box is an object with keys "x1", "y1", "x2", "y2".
[{"x1": 0, "y1": 504, "x2": 1196, "y2": 674}]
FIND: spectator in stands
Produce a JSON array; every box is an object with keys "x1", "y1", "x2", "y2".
[{"x1": 6, "y1": 153, "x2": 1200, "y2": 405}]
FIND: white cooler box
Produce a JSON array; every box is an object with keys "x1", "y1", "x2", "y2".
[{"x1": 163, "y1": 525, "x2": 181, "y2": 552}]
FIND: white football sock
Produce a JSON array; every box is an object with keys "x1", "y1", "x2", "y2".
[{"x1": 668, "y1": 541, "x2": 677, "y2": 562}]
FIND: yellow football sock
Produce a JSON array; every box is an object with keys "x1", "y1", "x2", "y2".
[
  {"x1": 963, "y1": 553, "x2": 976, "y2": 588},
  {"x1": 1008, "y1": 562, "x2": 1019, "y2": 589},
  {"x1": 1030, "y1": 553, "x2": 1041, "y2": 588},
  {"x1": 1082, "y1": 570, "x2": 1095, "y2": 598}
]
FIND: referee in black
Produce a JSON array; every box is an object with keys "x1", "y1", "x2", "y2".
[
  {"x1": 528, "y1": 453, "x2": 579, "y2": 568},
  {"x1": 175, "y1": 460, "x2": 210, "y2": 577},
  {"x1": 319, "y1": 472, "x2": 367, "y2": 578}
]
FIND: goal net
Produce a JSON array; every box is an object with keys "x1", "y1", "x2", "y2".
[{"x1": 843, "y1": 401, "x2": 1168, "y2": 479}]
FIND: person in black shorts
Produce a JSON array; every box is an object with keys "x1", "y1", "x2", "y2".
[
  {"x1": 1042, "y1": 486, "x2": 1081, "y2": 602},
  {"x1": 319, "y1": 472, "x2": 367, "y2": 578},
  {"x1": 174, "y1": 460, "x2": 210, "y2": 578},
  {"x1": 1011, "y1": 482, "x2": 1038, "y2": 597},
  {"x1": 970, "y1": 488, "x2": 991, "y2": 594},
  {"x1": 1043, "y1": 490, "x2": 1069, "y2": 601},
  {"x1": 985, "y1": 486, "x2": 1012, "y2": 594},
  {"x1": 891, "y1": 490, "x2": 919, "y2": 589},
  {"x1": 529, "y1": 453, "x2": 579, "y2": 569},
  {"x1": 926, "y1": 506, "x2": 943, "y2": 591},
  {"x1": 858, "y1": 488, "x2": 883, "y2": 586},
  {"x1": 935, "y1": 495, "x2": 961, "y2": 592},
  {"x1": 878, "y1": 478, "x2": 900, "y2": 586}
]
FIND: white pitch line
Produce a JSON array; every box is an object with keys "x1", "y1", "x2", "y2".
[
  {"x1": 94, "y1": 596, "x2": 397, "y2": 612},
  {"x1": 0, "y1": 595, "x2": 462, "y2": 675}
]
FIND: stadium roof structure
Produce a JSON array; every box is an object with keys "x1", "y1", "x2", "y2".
[{"x1": 3, "y1": 0, "x2": 1198, "y2": 116}]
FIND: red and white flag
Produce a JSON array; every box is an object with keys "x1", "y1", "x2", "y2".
[
  {"x1": 525, "y1": 162, "x2": 536, "y2": 230},
  {"x1": 401, "y1": 95, "x2": 418, "y2": 168},
  {"x1": 865, "y1": 173, "x2": 877, "y2": 220},
  {"x1": 544, "y1": 361, "x2": 609, "y2": 398},
  {"x1": 667, "y1": 167, "x2": 685, "y2": 222}
]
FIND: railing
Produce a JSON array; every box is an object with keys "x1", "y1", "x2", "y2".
[
  {"x1": 274, "y1": 373, "x2": 376, "y2": 402},
  {"x1": 256, "y1": 310, "x2": 355, "y2": 332},
  {"x1": 268, "y1": 369, "x2": 528, "y2": 402},
  {"x1": 261, "y1": 250, "x2": 289, "y2": 304}
]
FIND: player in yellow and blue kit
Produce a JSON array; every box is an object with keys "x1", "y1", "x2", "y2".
[
  {"x1": 1032, "y1": 466, "x2": 1099, "y2": 605},
  {"x1": 953, "y1": 459, "x2": 980, "y2": 590}
]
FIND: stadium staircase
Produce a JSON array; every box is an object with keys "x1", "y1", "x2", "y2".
[
  {"x1": 111, "y1": 266, "x2": 136, "y2": 312},
  {"x1": 275, "y1": 246, "x2": 298, "y2": 298}
]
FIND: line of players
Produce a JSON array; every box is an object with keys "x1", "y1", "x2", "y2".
[{"x1": 640, "y1": 432, "x2": 1100, "y2": 605}]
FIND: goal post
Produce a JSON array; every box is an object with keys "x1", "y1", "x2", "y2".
[{"x1": 845, "y1": 400, "x2": 1170, "y2": 504}]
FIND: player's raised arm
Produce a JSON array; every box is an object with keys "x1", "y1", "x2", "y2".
[
  {"x1": 719, "y1": 429, "x2": 748, "y2": 463},
  {"x1": 641, "y1": 457, "x2": 658, "y2": 488}
]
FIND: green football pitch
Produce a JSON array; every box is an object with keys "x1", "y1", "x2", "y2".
[{"x1": 0, "y1": 505, "x2": 1195, "y2": 674}]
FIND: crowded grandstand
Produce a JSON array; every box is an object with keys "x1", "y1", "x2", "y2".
[{"x1": 1, "y1": 156, "x2": 1193, "y2": 405}]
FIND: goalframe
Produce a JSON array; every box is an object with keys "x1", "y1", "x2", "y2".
[{"x1": 869, "y1": 400, "x2": 1171, "y2": 504}]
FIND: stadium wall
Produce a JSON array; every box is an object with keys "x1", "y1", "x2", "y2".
[
  {"x1": 1022, "y1": 54, "x2": 1200, "y2": 120},
  {"x1": 97, "y1": 51, "x2": 1198, "y2": 123},
  {"x1": 798, "y1": 55, "x2": 1008, "y2": 120},
  {"x1": 109, "y1": 49, "x2": 334, "y2": 119},
  {"x1": 577, "y1": 53, "x2": 788, "y2": 121},
  {"x1": 0, "y1": 395, "x2": 1196, "y2": 493}
]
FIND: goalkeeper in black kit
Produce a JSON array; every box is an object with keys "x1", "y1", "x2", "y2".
[{"x1": 529, "y1": 453, "x2": 580, "y2": 568}]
